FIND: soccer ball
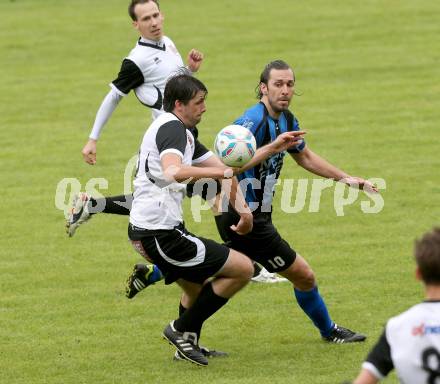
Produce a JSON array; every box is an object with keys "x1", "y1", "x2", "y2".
[{"x1": 214, "y1": 125, "x2": 257, "y2": 167}]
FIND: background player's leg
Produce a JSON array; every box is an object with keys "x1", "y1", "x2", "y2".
[
  {"x1": 89, "y1": 194, "x2": 132, "y2": 215},
  {"x1": 279, "y1": 254, "x2": 334, "y2": 335},
  {"x1": 280, "y1": 254, "x2": 366, "y2": 343},
  {"x1": 125, "y1": 263, "x2": 163, "y2": 299},
  {"x1": 66, "y1": 193, "x2": 132, "y2": 237}
]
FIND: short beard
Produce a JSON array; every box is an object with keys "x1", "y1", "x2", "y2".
[{"x1": 268, "y1": 99, "x2": 289, "y2": 114}]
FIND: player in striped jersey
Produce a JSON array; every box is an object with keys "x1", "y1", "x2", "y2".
[{"x1": 214, "y1": 60, "x2": 378, "y2": 343}]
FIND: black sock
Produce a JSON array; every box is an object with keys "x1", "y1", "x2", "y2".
[
  {"x1": 179, "y1": 302, "x2": 186, "y2": 317},
  {"x1": 174, "y1": 283, "x2": 228, "y2": 335},
  {"x1": 178, "y1": 301, "x2": 201, "y2": 341},
  {"x1": 253, "y1": 262, "x2": 262, "y2": 277},
  {"x1": 88, "y1": 194, "x2": 132, "y2": 215}
]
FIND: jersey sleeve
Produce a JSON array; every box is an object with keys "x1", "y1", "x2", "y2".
[
  {"x1": 234, "y1": 104, "x2": 270, "y2": 148},
  {"x1": 286, "y1": 113, "x2": 306, "y2": 153},
  {"x1": 234, "y1": 113, "x2": 267, "y2": 148},
  {"x1": 111, "y1": 59, "x2": 144, "y2": 96},
  {"x1": 234, "y1": 114, "x2": 258, "y2": 134},
  {"x1": 156, "y1": 121, "x2": 187, "y2": 159},
  {"x1": 192, "y1": 139, "x2": 213, "y2": 164},
  {"x1": 89, "y1": 89, "x2": 122, "y2": 140},
  {"x1": 362, "y1": 329, "x2": 394, "y2": 380}
]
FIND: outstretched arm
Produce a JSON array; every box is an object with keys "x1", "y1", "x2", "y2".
[
  {"x1": 291, "y1": 147, "x2": 378, "y2": 192},
  {"x1": 237, "y1": 130, "x2": 306, "y2": 173},
  {"x1": 291, "y1": 147, "x2": 349, "y2": 179}
]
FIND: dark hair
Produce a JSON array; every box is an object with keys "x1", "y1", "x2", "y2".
[
  {"x1": 163, "y1": 74, "x2": 208, "y2": 112},
  {"x1": 415, "y1": 228, "x2": 440, "y2": 284},
  {"x1": 128, "y1": 0, "x2": 160, "y2": 21},
  {"x1": 256, "y1": 60, "x2": 294, "y2": 99}
]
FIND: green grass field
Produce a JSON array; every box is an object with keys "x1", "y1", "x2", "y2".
[{"x1": 1, "y1": 0, "x2": 439, "y2": 383}]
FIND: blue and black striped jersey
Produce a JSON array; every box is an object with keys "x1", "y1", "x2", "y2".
[{"x1": 234, "y1": 102, "x2": 306, "y2": 212}]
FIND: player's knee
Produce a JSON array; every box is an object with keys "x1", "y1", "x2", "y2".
[
  {"x1": 243, "y1": 258, "x2": 255, "y2": 281},
  {"x1": 180, "y1": 292, "x2": 196, "y2": 308},
  {"x1": 300, "y1": 268, "x2": 316, "y2": 289},
  {"x1": 291, "y1": 265, "x2": 315, "y2": 290},
  {"x1": 236, "y1": 254, "x2": 254, "y2": 282},
  {"x1": 224, "y1": 250, "x2": 253, "y2": 284},
  {"x1": 289, "y1": 255, "x2": 316, "y2": 289}
]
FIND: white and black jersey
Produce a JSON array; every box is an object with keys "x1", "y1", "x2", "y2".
[
  {"x1": 130, "y1": 112, "x2": 213, "y2": 230},
  {"x1": 362, "y1": 301, "x2": 440, "y2": 383},
  {"x1": 111, "y1": 36, "x2": 187, "y2": 120}
]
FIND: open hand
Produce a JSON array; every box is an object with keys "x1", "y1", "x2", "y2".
[
  {"x1": 341, "y1": 176, "x2": 379, "y2": 193},
  {"x1": 271, "y1": 130, "x2": 306, "y2": 153}
]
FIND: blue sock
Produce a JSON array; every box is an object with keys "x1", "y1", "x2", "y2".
[
  {"x1": 294, "y1": 286, "x2": 334, "y2": 337},
  {"x1": 147, "y1": 265, "x2": 163, "y2": 284}
]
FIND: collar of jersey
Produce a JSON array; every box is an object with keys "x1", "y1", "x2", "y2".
[
  {"x1": 138, "y1": 37, "x2": 166, "y2": 51},
  {"x1": 259, "y1": 101, "x2": 280, "y2": 122},
  {"x1": 170, "y1": 112, "x2": 188, "y2": 129},
  {"x1": 168, "y1": 112, "x2": 197, "y2": 132}
]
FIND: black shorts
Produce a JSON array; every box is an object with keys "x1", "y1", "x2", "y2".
[
  {"x1": 217, "y1": 210, "x2": 297, "y2": 273},
  {"x1": 128, "y1": 223, "x2": 229, "y2": 284}
]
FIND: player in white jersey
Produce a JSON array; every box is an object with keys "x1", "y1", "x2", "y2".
[
  {"x1": 66, "y1": 0, "x2": 203, "y2": 228},
  {"x1": 128, "y1": 73, "x2": 304, "y2": 366},
  {"x1": 347, "y1": 227, "x2": 440, "y2": 383},
  {"x1": 81, "y1": 0, "x2": 203, "y2": 165}
]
